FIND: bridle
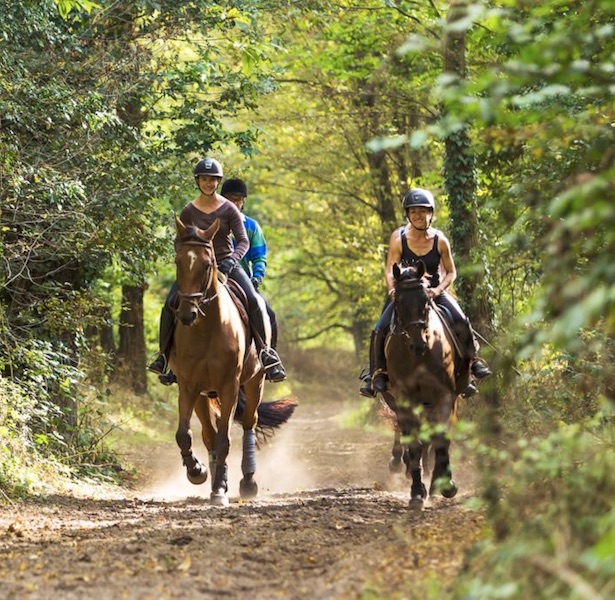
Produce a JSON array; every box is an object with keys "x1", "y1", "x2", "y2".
[{"x1": 174, "y1": 240, "x2": 219, "y2": 317}]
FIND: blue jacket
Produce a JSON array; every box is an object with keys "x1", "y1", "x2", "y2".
[{"x1": 235, "y1": 214, "x2": 267, "y2": 280}]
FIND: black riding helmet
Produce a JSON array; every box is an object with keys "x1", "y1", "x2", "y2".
[
  {"x1": 402, "y1": 188, "x2": 435, "y2": 211},
  {"x1": 221, "y1": 178, "x2": 248, "y2": 197},
  {"x1": 194, "y1": 157, "x2": 224, "y2": 179}
]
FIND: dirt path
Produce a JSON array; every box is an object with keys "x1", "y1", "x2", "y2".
[{"x1": 0, "y1": 391, "x2": 485, "y2": 599}]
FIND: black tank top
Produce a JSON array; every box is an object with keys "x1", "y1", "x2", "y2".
[{"x1": 400, "y1": 228, "x2": 441, "y2": 288}]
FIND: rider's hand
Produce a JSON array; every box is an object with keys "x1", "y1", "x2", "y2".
[
  {"x1": 218, "y1": 257, "x2": 237, "y2": 275},
  {"x1": 251, "y1": 276, "x2": 263, "y2": 290},
  {"x1": 427, "y1": 287, "x2": 441, "y2": 299}
]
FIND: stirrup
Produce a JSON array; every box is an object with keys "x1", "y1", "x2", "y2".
[
  {"x1": 259, "y1": 348, "x2": 282, "y2": 369},
  {"x1": 462, "y1": 381, "x2": 478, "y2": 398},
  {"x1": 259, "y1": 348, "x2": 286, "y2": 382},
  {"x1": 471, "y1": 358, "x2": 492, "y2": 379},
  {"x1": 359, "y1": 378, "x2": 376, "y2": 398},
  {"x1": 148, "y1": 354, "x2": 167, "y2": 375},
  {"x1": 158, "y1": 370, "x2": 177, "y2": 386}
]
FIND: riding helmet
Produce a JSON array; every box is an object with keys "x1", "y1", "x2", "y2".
[
  {"x1": 402, "y1": 188, "x2": 435, "y2": 211},
  {"x1": 221, "y1": 178, "x2": 248, "y2": 197},
  {"x1": 194, "y1": 158, "x2": 224, "y2": 178}
]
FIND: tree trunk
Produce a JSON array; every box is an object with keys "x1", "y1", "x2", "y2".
[
  {"x1": 109, "y1": 4, "x2": 150, "y2": 394},
  {"x1": 117, "y1": 283, "x2": 147, "y2": 395},
  {"x1": 442, "y1": 1, "x2": 493, "y2": 335},
  {"x1": 443, "y1": 2, "x2": 503, "y2": 544}
]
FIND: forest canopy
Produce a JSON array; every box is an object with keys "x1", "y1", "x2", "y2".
[{"x1": 1, "y1": 1, "x2": 614, "y2": 598}]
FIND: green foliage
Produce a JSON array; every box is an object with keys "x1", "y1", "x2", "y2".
[
  {"x1": 1, "y1": 0, "x2": 282, "y2": 489},
  {"x1": 0, "y1": 339, "x2": 120, "y2": 498},
  {"x1": 458, "y1": 414, "x2": 615, "y2": 600},
  {"x1": 228, "y1": 0, "x2": 448, "y2": 356}
]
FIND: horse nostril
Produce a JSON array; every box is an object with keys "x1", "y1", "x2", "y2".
[{"x1": 178, "y1": 309, "x2": 197, "y2": 327}]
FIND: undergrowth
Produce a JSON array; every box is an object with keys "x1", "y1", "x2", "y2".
[{"x1": 452, "y1": 333, "x2": 615, "y2": 600}]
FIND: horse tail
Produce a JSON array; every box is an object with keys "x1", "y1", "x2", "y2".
[
  {"x1": 257, "y1": 396, "x2": 298, "y2": 428},
  {"x1": 234, "y1": 387, "x2": 298, "y2": 443}
]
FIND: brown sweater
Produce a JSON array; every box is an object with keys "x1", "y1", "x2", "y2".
[{"x1": 179, "y1": 199, "x2": 249, "y2": 262}]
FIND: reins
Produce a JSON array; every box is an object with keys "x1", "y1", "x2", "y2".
[{"x1": 176, "y1": 289, "x2": 220, "y2": 317}]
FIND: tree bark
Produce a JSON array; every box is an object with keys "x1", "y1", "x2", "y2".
[
  {"x1": 442, "y1": 1, "x2": 493, "y2": 334},
  {"x1": 117, "y1": 283, "x2": 147, "y2": 395},
  {"x1": 109, "y1": 4, "x2": 150, "y2": 395}
]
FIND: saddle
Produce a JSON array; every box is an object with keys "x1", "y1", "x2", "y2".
[
  {"x1": 427, "y1": 302, "x2": 471, "y2": 394},
  {"x1": 224, "y1": 277, "x2": 251, "y2": 332}
]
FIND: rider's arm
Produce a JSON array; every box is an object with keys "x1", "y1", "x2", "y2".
[
  {"x1": 228, "y1": 202, "x2": 250, "y2": 262},
  {"x1": 432, "y1": 234, "x2": 457, "y2": 296},
  {"x1": 244, "y1": 218, "x2": 267, "y2": 281},
  {"x1": 384, "y1": 229, "x2": 403, "y2": 295}
]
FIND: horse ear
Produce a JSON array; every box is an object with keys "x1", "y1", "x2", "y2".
[
  {"x1": 416, "y1": 260, "x2": 426, "y2": 279},
  {"x1": 203, "y1": 218, "x2": 221, "y2": 241},
  {"x1": 175, "y1": 215, "x2": 186, "y2": 237},
  {"x1": 392, "y1": 263, "x2": 401, "y2": 280}
]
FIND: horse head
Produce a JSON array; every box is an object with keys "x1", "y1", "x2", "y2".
[
  {"x1": 392, "y1": 261, "x2": 430, "y2": 352},
  {"x1": 174, "y1": 216, "x2": 220, "y2": 326}
]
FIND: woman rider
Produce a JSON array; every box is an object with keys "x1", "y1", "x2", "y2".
[
  {"x1": 148, "y1": 157, "x2": 286, "y2": 384},
  {"x1": 359, "y1": 187, "x2": 491, "y2": 398}
]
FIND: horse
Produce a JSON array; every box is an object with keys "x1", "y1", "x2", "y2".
[
  {"x1": 380, "y1": 260, "x2": 460, "y2": 508},
  {"x1": 170, "y1": 215, "x2": 293, "y2": 506}
]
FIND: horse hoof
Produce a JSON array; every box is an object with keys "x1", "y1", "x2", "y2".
[
  {"x1": 441, "y1": 480, "x2": 458, "y2": 499},
  {"x1": 186, "y1": 466, "x2": 208, "y2": 485},
  {"x1": 210, "y1": 491, "x2": 230, "y2": 507},
  {"x1": 408, "y1": 496, "x2": 425, "y2": 510},
  {"x1": 430, "y1": 477, "x2": 458, "y2": 498},
  {"x1": 389, "y1": 457, "x2": 404, "y2": 474},
  {"x1": 239, "y1": 477, "x2": 258, "y2": 499}
]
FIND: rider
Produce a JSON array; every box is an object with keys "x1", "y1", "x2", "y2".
[
  {"x1": 221, "y1": 177, "x2": 283, "y2": 381},
  {"x1": 148, "y1": 158, "x2": 287, "y2": 384},
  {"x1": 359, "y1": 187, "x2": 491, "y2": 398}
]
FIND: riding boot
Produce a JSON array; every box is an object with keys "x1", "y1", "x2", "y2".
[
  {"x1": 456, "y1": 318, "x2": 491, "y2": 396},
  {"x1": 249, "y1": 307, "x2": 287, "y2": 383},
  {"x1": 359, "y1": 331, "x2": 377, "y2": 398},
  {"x1": 372, "y1": 328, "x2": 388, "y2": 393},
  {"x1": 264, "y1": 303, "x2": 283, "y2": 382},
  {"x1": 471, "y1": 357, "x2": 492, "y2": 379},
  {"x1": 148, "y1": 301, "x2": 177, "y2": 385}
]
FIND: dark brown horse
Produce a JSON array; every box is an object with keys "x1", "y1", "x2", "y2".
[
  {"x1": 381, "y1": 261, "x2": 459, "y2": 508},
  {"x1": 170, "y1": 215, "x2": 292, "y2": 506}
]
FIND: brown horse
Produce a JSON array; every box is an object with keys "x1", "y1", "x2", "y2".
[
  {"x1": 381, "y1": 261, "x2": 460, "y2": 508},
  {"x1": 170, "y1": 215, "x2": 284, "y2": 506}
]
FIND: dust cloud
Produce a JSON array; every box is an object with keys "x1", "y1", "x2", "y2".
[{"x1": 135, "y1": 395, "x2": 409, "y2": 502}]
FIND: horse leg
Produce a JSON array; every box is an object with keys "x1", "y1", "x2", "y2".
[
  {"x1": 176, "y1": 389, "x2": 208, "y2": 485},
  {"x1": 407, "y1": 439, "x2": 427, "y2": 508},
  {"x1": 429, "y1": 434, "x2": 457, "y2": 498},
  {"x1": 389, "y1": 427, "x2": 404, "y2": 473},
  {"x1": 238, "y1": 377, "x2": 263, "y2": 499},
  {"x1": 209, "y1": 383, "x2": 239, "y2": 507}
]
